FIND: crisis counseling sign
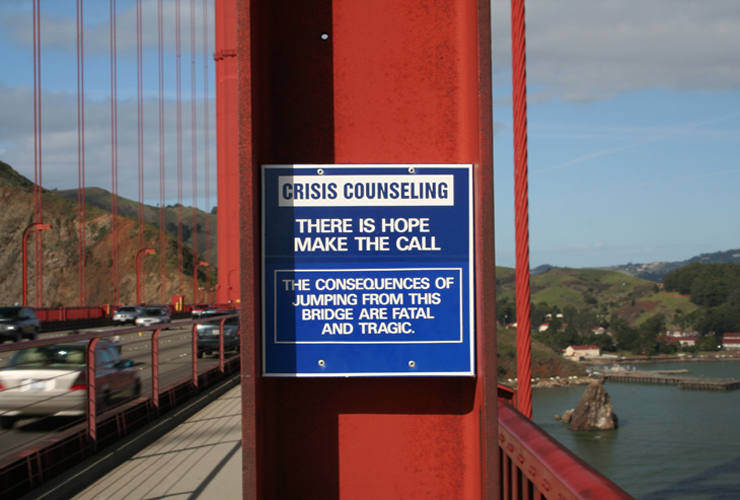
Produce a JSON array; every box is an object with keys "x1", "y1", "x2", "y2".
[{"x1": 262, "y1": 164, "x2": 474, "y2": 376}]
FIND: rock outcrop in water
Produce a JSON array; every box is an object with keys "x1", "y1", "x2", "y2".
[{"x1": 560, "y1": 380, "x2": 618, "y2": 431}]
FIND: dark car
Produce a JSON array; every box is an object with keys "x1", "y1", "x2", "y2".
[
  {"x1": 0, "y1": 307, "x2": 41, "y2": 343},
  {"x1": 197, "y1": 313, "x2": 240, "y2": 358}
]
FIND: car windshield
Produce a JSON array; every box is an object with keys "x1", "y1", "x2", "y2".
[
  {"x1": 10, "y1": 346, "x2": 86, "y2": 368},
  {"x1": 142, "y1": 308, "x2": 163, "y2": 316},
  {"x1": 118, "y1": 306, "x2": 137, "y2": 313},
  {"x1": 0, "y1": 308, "x2": 21, "y2": 320}
]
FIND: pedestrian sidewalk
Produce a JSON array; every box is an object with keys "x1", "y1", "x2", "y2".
[
  {"x1": 75, "y1": 383, "x2": 242, "y2": 499},
  {"x1": 26, "y1": 377, "x2": 242, "y2": 500}
]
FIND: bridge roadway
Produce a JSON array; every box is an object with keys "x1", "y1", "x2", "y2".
[
  {"x1": 25, "y1": 373, "x2": 242, "y2": 500},
  {"x1": 0, "y1": 321, "x2": 237, "y2": 461}
]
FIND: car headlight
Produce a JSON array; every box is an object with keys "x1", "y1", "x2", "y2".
[{"x1": 6, "y1": 325, "x2": 16, "y2": 330}]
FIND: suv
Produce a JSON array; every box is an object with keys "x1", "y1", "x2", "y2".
[
  {"x1": 112, "y1": 305, "x2": 142, "y2": 325},
  {"x1": 0, "y1": 307, "x2": 41, "y2": 343}
]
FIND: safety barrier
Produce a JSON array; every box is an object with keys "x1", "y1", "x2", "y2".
[
  {"x1": 33, "y1": 306, "x2": 108, "y2": 322},
  {"x1": 0, "y1": 314, "x2": 239, "y2": 499},
  {"x1": 498, "y1": 401, "x2": 632, "y2": 499}
]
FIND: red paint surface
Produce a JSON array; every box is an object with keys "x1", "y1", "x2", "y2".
[
  {"x1": 237, "y1": 0, "x2": 496, "y2": 497},
  {"x1": 215, "y1": 0, "x2": 240, "y2": 305}
]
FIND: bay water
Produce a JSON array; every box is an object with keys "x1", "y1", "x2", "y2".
[{"x1": 532, "y1": 360, "x2": 740, "y2": 499}]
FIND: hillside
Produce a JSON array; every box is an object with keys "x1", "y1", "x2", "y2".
[
  {"x1": 56, "y1": 187, "x2": 217, "y2": 260},
  {"x1": 495, "y1": 266, "x2": 698, "y2": 329},
  {"x1": 0, "y1": 160, "x2": 215, "y2": 307}
]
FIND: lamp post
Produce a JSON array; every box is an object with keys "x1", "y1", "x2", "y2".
[
  {"x1": 136, "y1": 248, "x2": 156, "y2": 305},
  {"x1": 22, "y1": 223, "x2": 51, "y2": 307},
  {"x1": 194, "y1": 261, "x2": 209, "y2": 304}
]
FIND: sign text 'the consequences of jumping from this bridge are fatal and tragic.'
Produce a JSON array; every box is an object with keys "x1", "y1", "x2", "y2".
[{"x1": 262, "y1": 165, "x2": 474, "y2": 377}]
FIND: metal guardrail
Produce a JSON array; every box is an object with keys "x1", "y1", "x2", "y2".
[
  {"x1": 1, "y1": 317, "x2": 631, "y2": 499},
  {"x1": 498, "y1": 400, "x2": 632, "y2": 499},
  {"x1": 0, "y1": 315, "x2": 239, "y2": 499}
]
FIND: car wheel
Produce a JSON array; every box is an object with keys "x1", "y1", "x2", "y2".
[
  {"x1": 0, "y1": 417, "x2": 18, "y2": 430},
  {"x1": 197, "y1": 350, "x2": 203, "y2": 359},
  {"x1": 133, "y1": 379, "x2": 142, "y2": 398}
]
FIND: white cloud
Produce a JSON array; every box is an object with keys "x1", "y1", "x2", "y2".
[
  {"x1": 0, "y1": 84, "x2": 217, "y2": 210},
  {"x1": 0, "y1": 0, "x2": 214, "y2": 58},
  {"x1": 492, "y1": 0, "x2": 740, "y2": 101}
]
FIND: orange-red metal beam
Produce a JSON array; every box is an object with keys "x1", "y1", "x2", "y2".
[{"x1": 214, "y1": 0, "x2": 239, "y2": 305}]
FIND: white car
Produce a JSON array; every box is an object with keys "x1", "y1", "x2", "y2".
[
  {"x1": 0, "y1": 340, "x2": 141, "y2": 429},
  {"x1": 112, "y1": 305, "x2": 142, "y2": 325},
  {"x1": 134, "y1": 307, "x2": 171, "y2": 327}
]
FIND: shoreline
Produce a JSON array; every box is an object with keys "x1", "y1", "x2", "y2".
[{"x1": 583, "y1": 354, "x2": 740, "y2": 365}]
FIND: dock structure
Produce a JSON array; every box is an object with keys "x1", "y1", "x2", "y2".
[{"x1": 603, "y1": 371, "x2": 740, "y2": 391}]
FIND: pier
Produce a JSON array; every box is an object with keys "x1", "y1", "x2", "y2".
[{"x1": 603, "y1": 371, "x2": 740, "y2": 391}]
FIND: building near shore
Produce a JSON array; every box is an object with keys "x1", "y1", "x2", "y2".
[
  {"x1": 563, "y1": 345, "x2": 601, "y2": 359},
  {"x1": 722, "y1": 333, "x2": 740, "y2": 349}
]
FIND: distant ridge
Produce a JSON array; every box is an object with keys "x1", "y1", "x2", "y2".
[
  {"x1": 529, "y1": 249, "x2": 740, "y2": 282},
  {"x1": 600, "y1": 248, "x2": 740, "y2": 282}
]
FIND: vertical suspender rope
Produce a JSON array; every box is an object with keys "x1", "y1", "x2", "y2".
[
  {"x1": 202, "y1": 0, "x2": 211, "y2": 296},
  {"x1": 190, "y1": 0, "x2": 199, "y2": 305},
  {"x1": 137, "y1": 0, "x2": 145, "y2": 259},
  {"x1": 77, "y1": 0, "x2": 87, "y2": 306},
  {"x1": 32, "y1": 0, "x2": 43, "y2": 308},
  {"x1": 158, "y1": 0, "x2": 167, "y2": 305},
  {"x1": 176, "y1": 0, "x2": 185, "y2": 299},
  {"x1": 110, "y1": 0, "x2": 119, "y2": 305},
  {"x1": 511, "y1": 0, "x2": 533, "y2": 418},
  {"x1": 136, "y1": 0, "x2": 145, "y2": 305}
]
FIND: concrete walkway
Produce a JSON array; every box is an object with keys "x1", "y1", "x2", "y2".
[
  {"x1": 26, "y1": 377, "x2": 243, "y2": 500},
  {"x1": 75, "y1": 383, "x2": 242, "y2": 500}
]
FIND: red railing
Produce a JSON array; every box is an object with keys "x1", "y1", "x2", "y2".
[
  {"x1": 33, "y1": 306, "x2": 108, "y2": 322},
  {"x1": 0, "y1": 317, "x2": 630, "y2": 499},
  {"x1": 498, "y1": 401, "x2": 632, "y2": 499},
  {"x1": 0, "y1": 314, "x2": 239, "y2": 499}
]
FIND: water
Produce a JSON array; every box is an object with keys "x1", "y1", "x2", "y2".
[{"x1": 532, "y1": 361, "x2": 740, "y2": 499}]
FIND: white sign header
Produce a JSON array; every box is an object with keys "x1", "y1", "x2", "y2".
[{"x1": 278, "y1": 175, "x2": 455, "y2": 207}]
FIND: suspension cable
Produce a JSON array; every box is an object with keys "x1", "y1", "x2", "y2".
[
  {"x1": 110, "y1": 0, "x2": 119, "y2": 305},
  {"x1": 511, "y1": 0, "x2": 533, "y2": 418},
  {"x1": 176, "y1": 0, "x2": 184, "y2": 298},
  {"x1": 190, "y1": 0, "x2": 199, "y2": 304},
  {"x1": 202, "y1": 0, "x2": 211, "y2": 298},
  {"x1": 77, "y1": 0, "x2": 87, "y2": 306},
  {"x1": 158, "y1": 0, "x2": 167, "y2": 304}
]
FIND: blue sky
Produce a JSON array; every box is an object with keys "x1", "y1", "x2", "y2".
[{"x1": 1, "y1": 0, "x2": 739, "y2": 269}]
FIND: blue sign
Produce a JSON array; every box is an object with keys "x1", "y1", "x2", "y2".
[{"x1": 262, "y1": 164, "x2": 474, "y2": 376}]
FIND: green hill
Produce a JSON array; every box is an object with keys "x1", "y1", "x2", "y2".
[
  {"x1": 495, "y1": 266, "x2": 698, "y2": 329},
  {"x1": 57, "y1": 187, "x2": 217, "y2": 259}
]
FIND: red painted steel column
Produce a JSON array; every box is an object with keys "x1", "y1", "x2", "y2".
[
  {"x1": 214, "y1": 0, "x2": 239, "y2": 305},
  {"x1": 237, "y1": 0, "x2": 497, "y2": 497},
  {"x1": 511, "y1": 0, "x2": 533, "y2": 418},
  {"x1": 192, "y1": 323, "x2": 199, "y2": 388}
]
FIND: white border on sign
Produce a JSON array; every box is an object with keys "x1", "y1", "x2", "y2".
[
  {"x1": 273, "y1": 267, "x2": 465, "y2": 345},
  {"x1": 261, "y1": 164, "x2": 476, "y2": 377}
]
